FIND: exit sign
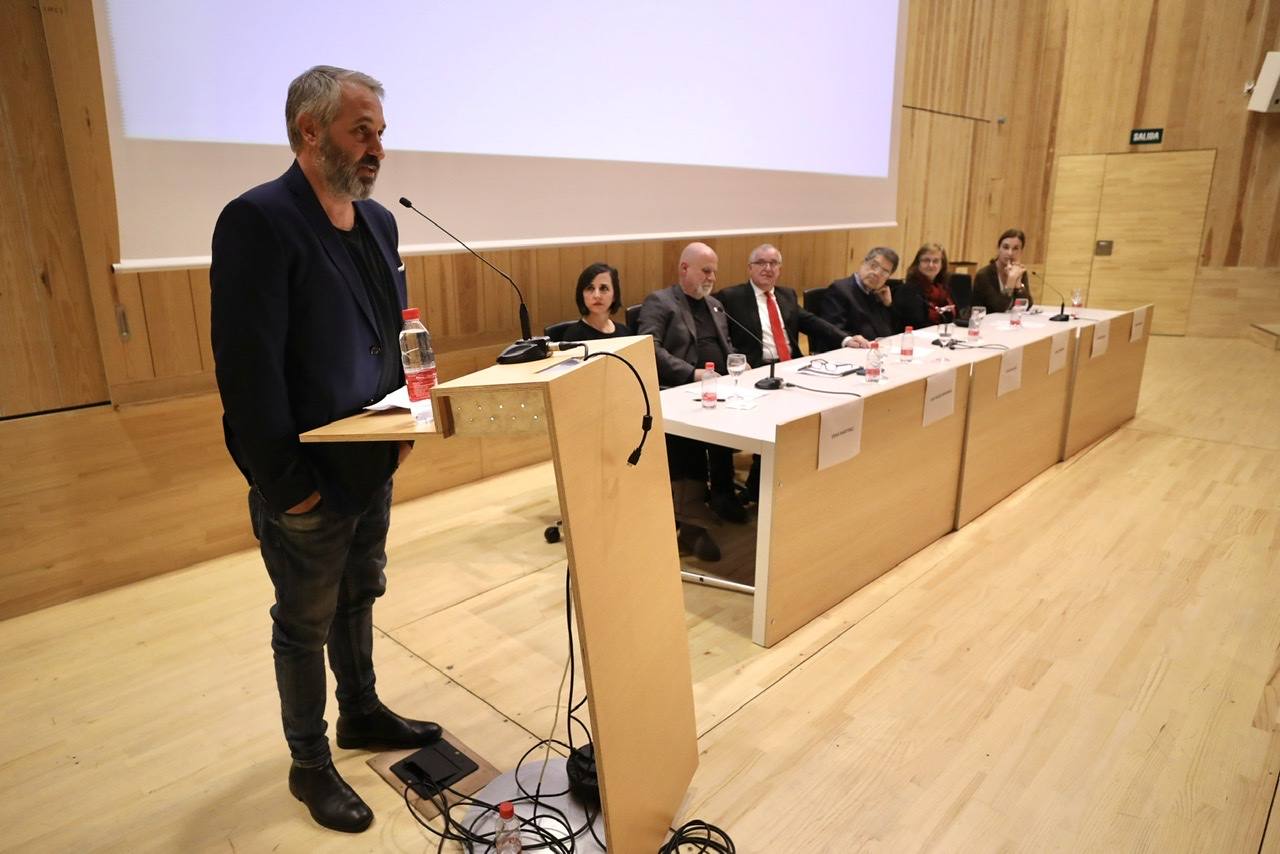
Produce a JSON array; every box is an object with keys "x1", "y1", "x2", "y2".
[{"x1": 1130, "y1": 128, "x2": 1164, "y2": 144}]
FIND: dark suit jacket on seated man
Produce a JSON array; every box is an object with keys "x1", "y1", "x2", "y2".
[
  {"x1": 637, "y1": 242, "x2": 746, "y2": 545},
  {"x1": 715, "y1": 243, "x2": 856, "y2": 368},
  {"x1": 210, "y1": 65, "x2": 441, "y2": 836},
  {"x1": 817, "y1": 247, "x2": 902, "y2": 346}
]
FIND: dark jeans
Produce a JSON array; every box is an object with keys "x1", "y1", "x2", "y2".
[{"x1": 248, "y1": 480, "x2": 393, "y2": 766}]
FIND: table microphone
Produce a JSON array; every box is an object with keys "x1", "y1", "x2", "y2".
[
  {"x1": 398, "y1": 197, "x2": 549, "y2": 364},
  {"x1": 710, "y1": 305, "x2": 783, "y2": 390},
  {"x1": 1029, "y1": 271, "x2": 1071, "y2": 322}
]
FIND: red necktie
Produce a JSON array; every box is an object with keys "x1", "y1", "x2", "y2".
[{"x1": 765, "y1": 291, "x2": 791, "y2": 361}]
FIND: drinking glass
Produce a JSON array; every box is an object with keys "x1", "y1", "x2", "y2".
[
  {"x1": 968, "y1": 306, "x2": 986, "y2": 340},
  {"x1": 725, "y1": 353, "x2": 750, "y2": 409},
  {"x1": 1010, "y1": 297, "x2": 1028, "y2": 327},
  {"x1": 1070, "y1": 289, "x2": 1084, "y2": 319}
]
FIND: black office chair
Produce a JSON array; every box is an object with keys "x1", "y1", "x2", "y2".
[
  {"x1": 624, "y1": 303, "x2": 643, "y2": 333},
  {"x1": 543, "y1": 320, "x2": 576, "y2": 342},
  {"x1": 802, "y1": 287, "x2": 828, "y2": 315},
  {"x1": 948, "y1": 273, "x2": 973, "y2": 313}
]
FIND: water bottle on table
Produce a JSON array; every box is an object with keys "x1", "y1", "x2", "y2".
[
  {"x1": 399, "y1": 307, "x2": 437, "y2": 423},
  {"x1": 494, "y1": 801, "x2": 522, "y2": 852},
  {"x1": 900, "y1": 326, "x2": 914, "y2": 362},
  {"x1": 866, "y1": 340, "x2": 882, "y2": 382},
  {"x1": 701, "y1": 362, "x2": 719, "y2": 408}
]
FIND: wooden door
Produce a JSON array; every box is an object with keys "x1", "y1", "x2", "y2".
[
  {"x1": 1089, "y1": 150, "x2": 1214, "y2": 335},
  {"x1": 1045, "y1": 150, "x2": 1214, "y2": 336}
]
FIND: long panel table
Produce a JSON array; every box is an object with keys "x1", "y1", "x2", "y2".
[{"x1": 662, "y1": 303, "x2": 1152, "y2": 646}]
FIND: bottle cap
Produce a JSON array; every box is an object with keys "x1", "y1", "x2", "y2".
[
  {"x1": 705, "y1": 362, "x2": 714, "y2": 370},
  {"x1": 498, "y1": 801, "x2": 515, "y2": 820},
  {"x1": 401, "y1": 308, "x2": 420, "y2": 321},
  {"x1": 905, "y1": 326, "x2": 913, "y2": 333},
  {"x1": 869, "y1": 340, "x2": 878, "y2": 348}
]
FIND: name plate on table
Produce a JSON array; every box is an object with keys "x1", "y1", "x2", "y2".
[
  {"x1": 1048, "y1": 331, "x2": 1069, "y2": 374},
  {"x1": 818, "y1": 398, "x2": 863, "y2": 470},
  {"x1": 1130, "y1": 307, "x2": 1148, "y2": 342},
  {"x1": 997, "y1": 347, "x2": 1024, "y2": 397},
  {"x1": 1091, "y1": 319, "x2": 1111, "y2": 359},
  {"x1": 922, "y1": 368, "x2": 957, "y2": 427}
]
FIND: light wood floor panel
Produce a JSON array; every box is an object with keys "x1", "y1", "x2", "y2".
[{"x1": 2, "y1": 336, "x2": 1278, "y2": 851}]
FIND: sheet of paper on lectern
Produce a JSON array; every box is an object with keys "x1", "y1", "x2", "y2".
[
  {"x1": 818, "y1": 398, "x2": 864, "y2": 470},
  {"x1": 1091, "y1": 320, "x2": 1111, "y2": 359},
  {"x1": 1048, "y1": 331, "x2": 1069, "y2": 375},
  {"x1": 997, "y1": 347, "x2": 1024, "y2": 397},
  {"x1": 922, "y1": 368, "x2": 957, "y2": 427}
]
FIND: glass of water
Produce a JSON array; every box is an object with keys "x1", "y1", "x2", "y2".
[
  {"x1": 968, "y1": 306, "x2": 986, "y2": 340},
  {"x1": 1010, "y1": 297, "x2": 1028, "y2": 327},
  {"x1": 726, "y1": 353, "x2": 750, "y2": 409},
  {"x1": 1070, "y1": 289, "x2": 1084, "y2": 319}
]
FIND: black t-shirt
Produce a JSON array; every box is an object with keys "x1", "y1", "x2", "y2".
[
  {"x1": 685, "y1": 293, "x2": 727, "y2": 374},
  {"x1": 337, "y1": 211, "x2": 402, "y2": 398}
]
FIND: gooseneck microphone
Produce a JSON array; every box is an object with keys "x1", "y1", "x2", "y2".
[
  {"x1": 1029, "y1": 271, "x2": 1071, "y2": 322},
  {"x1": 398, "y1": 197, "x2": 549, "y2": 364},
  {"x1": 711, "y1": 305, "x2": 783, "y2": 390}
]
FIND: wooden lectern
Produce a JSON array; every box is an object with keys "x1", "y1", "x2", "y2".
[{"x1": 305, "y1": 335, "x2": 698, "y2": 853}]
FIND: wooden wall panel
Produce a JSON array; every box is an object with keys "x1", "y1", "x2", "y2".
[
  {"x1": 1185, "y1": 267, "x2": 1280, "y2": 338},
  {"x1": 0, "y1": 0, "x2": 107, "y2": 417},
  {"x1": 1047, "y1": 0, "x2": 1280, "y2": 267},
  {"x1": 139, "y1": 270, "x2": 203, "y2": 377}
]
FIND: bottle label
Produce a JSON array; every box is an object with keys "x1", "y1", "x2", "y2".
[{"x1": 406, "y1": 366, "x2": 437, "y2": 401}]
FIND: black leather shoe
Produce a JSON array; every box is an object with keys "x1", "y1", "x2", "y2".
[
  {"x1": 708, "y1": 491, "x2": 748, "y2": 524},
  {"x1": 677, "y1": 525, "x2": 721, "y2": 562},
  {"x1": 288, "y1": 761, "x2": 373, "y2": 833},
  {"x1": 336, "y1": 704, "x2": 443, "y2": 751}
]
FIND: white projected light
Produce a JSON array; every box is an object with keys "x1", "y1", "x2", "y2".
[{"x1": 96, "y1": 0, "x2": 906, "y2": 267}]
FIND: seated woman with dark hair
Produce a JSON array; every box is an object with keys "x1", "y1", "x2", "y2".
[
  {"x1": 561, "y1": 262, "x2": 632, "y2": 341},
  {"x1": 973, "y1": 228, "x2": 1034, "y2": 314},
  {"x1": 899, "y1": 242, "x2": 955, "y2": 326}
]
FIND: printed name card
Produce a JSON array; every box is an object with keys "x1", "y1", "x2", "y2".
[
  {"x1": 1091, "y1": 319, "x2": 1111, "y2": 359},
  {"x1": 997, "y1": 347, "x2": 1024, "y2": 397},
  {"x1": 922, "y1": 368, "x2": 957, "y2": 427},
  {"x1": 1130, "y1": 306, "x2": 1148, "y2": 342},
  {"x1": 818, "y1": 398, "x2": 864, "y2": 470},
  {"x1": 1048, "y1": 331, "x2": 1069, "y2": 375}
]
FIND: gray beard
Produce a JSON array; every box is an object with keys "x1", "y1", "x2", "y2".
[{"x1": 318, "y1": 135, "x2": 376, "y2": 200}]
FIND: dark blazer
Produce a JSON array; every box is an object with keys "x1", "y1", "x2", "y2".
[
  {"x1": 211, "y1": 161, "x2": 407, "y2": 515},
  {"x1": 715, "y1": 282, "x2": 848, "y2": 366},
  {"x1": 817, "y1": 274, "x2": 896, "y2": 342},
  {"x1": 636, "y1": 284, "x2": 734, "y2": 387}
]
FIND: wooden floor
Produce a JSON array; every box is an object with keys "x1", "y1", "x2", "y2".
[{"x1": 2, "y1": 335, "x2": 1278, "y2": 852}]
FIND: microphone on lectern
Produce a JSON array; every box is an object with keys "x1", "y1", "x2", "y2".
[
  {"x1": 711, "y1": 305, "x2": 783, "y2": 390},
  {"x1": 398, "y1": 197, "x2": 549, "y2": 364}
]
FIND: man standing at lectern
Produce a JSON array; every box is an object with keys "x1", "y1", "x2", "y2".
[{"x1": 211, "y1": 66, "x2": 440, "y2": 834}]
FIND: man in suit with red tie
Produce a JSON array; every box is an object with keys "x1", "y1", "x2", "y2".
[
  {"x1": 715, "y1": 243, "x2": 858, "y2": 369},
  {"x1": 715, "y1": 243, "x2": 858, "y2": 502}
]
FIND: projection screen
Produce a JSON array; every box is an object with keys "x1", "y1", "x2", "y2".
[{"x1": 94, "y1": 1, "x2": 908, "y2": 271}]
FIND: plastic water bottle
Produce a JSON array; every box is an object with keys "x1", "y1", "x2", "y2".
[
  {"x1": 399, "y1": 308, "x2": 436, "y2": 423},
  {"x1": 866, "y1": 341, "x2": 882, "y2": 382},
  {"x1": 701, "y1": 362, "x2": 718, "y2": 408},
  {"x1": 900, "y1": 326, "x2": 914, "y2": 362},
  {"x1": 495, "y1": 801, "x2": 522, "y2": 852}
]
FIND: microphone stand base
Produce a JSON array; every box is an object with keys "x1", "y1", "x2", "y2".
[
  {"x1": 496, "y1": 337, "x2": 551, "y2": 365},
  {"x1": 754, "y1": 376, "x2": 783, "y2": 390},
  {"x1": 1049, "y1": 314, "x2": 1071, "y2": 322}
]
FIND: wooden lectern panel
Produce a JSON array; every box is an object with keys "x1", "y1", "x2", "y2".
[
  {"x1": 760, "y1": 373, "x2": 970, "y2": 647},
  {"x1": 433, "y1": 337, "x2": 698, "y2": 853},
  {"x1": 1063, "y1": 307, "x2": 1152, "y2": 459},
  {"x1": 956, "y1": 334, "x2": 1075, "y2": 527}
]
